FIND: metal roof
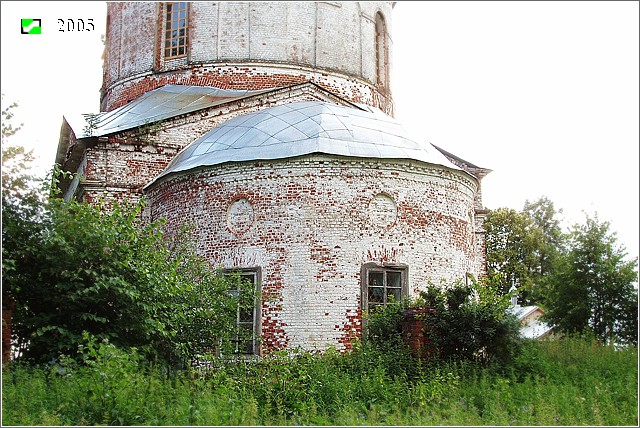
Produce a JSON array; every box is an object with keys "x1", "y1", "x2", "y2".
[
  {"x1": 508, "y1": 305, "x2": 554, "y2": 339},
  {"x1": 151, "y1": 101, "x2": 468, "y2": 184},
  {"x1": 510, "y1": 305, "x2": 541, "y2": 320},
  {"x1": 66, "y1": 84, "x2": 272, "y2": 138},
  {"x1": 520, "y1": 321, "x2": 554, "y2": 339}
]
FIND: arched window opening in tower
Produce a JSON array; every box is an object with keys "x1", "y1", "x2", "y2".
[
  {"x1": 375, "y1": 12, "x2": 389, "y2": 90},
  {"x1": 164, "y1": 2, "x2": 188, "y2": 58}
]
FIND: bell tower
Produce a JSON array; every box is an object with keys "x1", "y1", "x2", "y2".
[{"x1": 101, "y1": 2, "x2": 395, "y2": 115}]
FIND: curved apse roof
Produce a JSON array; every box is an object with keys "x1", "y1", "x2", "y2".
[{"x1": 150, "y1": 101, "x2": 469, "y2": 185}]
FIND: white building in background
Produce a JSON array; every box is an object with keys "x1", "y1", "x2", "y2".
[{"x1": 508, "y1": 286, "x2": 554, "y2": 339}]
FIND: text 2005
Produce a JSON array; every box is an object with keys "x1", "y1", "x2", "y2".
[{"x1": 58, "y1": 18, "x2": 95, "y2": 32}]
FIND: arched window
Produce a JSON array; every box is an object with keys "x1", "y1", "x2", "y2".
[{"x1": 375, "y1": 12, "x2": 389, "y2": 89}]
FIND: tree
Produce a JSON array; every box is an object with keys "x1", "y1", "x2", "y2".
[
  {"x1": 2, "y1": 100, "x2": 255, "y2": 366},
  {"x1": 2, "y1": 97, "x2": 47, "y2": 364},
  {"x1": 485, "y1": 197, "x2": 565, "y2": 305},
  {"x1": 1, "y1": 97, "x2": 45, "y2": 226},
  {"x1": 544, "y1": 213, "x2": 638, "y2": 345},
  {"x1": 485, "y1": 207, "x2": 544, "y2": 301},
  {"x1": 523, "y1": 196, "x2": 565, "y2": 274},
  {"x1": 522, "y1": 196, "x2": 566, "y2": 302}
]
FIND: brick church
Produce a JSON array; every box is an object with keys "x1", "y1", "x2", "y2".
[{"x1": 55, "y1": 2, "x2": 491, "y2": 355}]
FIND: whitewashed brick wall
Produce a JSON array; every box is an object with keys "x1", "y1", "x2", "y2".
[
  {"x1": 101, "y1": 2, "x2": 394, "y2": 114},
  {"x1": 146, "y1": 154, "x2": 481, "y2": 353}
]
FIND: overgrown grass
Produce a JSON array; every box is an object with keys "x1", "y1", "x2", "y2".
[{"x1": 2, "y1": 337, "x2": 637, "y2": 426}]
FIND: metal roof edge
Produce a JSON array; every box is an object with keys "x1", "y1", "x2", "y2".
[
  {"x1": 143, "y1": 151, "x2": 479, "y2": 193},
  {"x1": 69, "y1": 82, "x2": 365, "y2": 139},
  {"x1": 431, "y1": 143, "x2": 493, "y2": 175}
]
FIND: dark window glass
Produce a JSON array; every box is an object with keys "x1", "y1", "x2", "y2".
[
  {"x1": 164, "y1": 2, "x2": 188, "y2": 58},
  {"x1": 363, "y1": 266, "x2": 407, "y2": 311}
]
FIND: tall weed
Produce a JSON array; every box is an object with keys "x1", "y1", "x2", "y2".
[{"x1": 2, "y1": 336, "x2": 637, "y2": 426}]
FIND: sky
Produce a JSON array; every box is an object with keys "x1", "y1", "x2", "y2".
[{"x1": 1, "y1": 1, "x2": 638, "y2": 262}]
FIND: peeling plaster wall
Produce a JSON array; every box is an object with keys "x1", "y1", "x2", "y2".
[
  {"x1": 101, "y1": 2, "x2": 394, "y2": 114},
  {"x1": 72, "y1": 1, "x2": 491, "y2": 356},
  {"x1": 145, "y1": 155, "x2": 481, "y2": 353},
  {"x1": 76, "y1": 85, "x2": 347, "y2": 204}
]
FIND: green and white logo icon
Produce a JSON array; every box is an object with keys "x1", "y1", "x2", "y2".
[{"x1": 21, "y1": 18, "x2": 41, "y2": 34}]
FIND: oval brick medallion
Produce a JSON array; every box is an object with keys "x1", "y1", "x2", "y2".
[
  {"x1": 369, "y1": 193, "x2": 397, "y2": 228},
  {"x1": 227, "y1": 198, "x2": 254, "y2": 234}
]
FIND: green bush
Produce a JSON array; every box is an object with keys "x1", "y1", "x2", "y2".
[
  {"x1": 361, "y1": 277, "x2": 523, "y2": 369},
  {"x1": 361, "y1": 299, "x2": 422, "y2": 378},
  {"x1": 420, "y1": 277, "x2": 523, "y2": 366},
  {"x1": 3, "y1": 179, "x2": 255, "y2": 366}
]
